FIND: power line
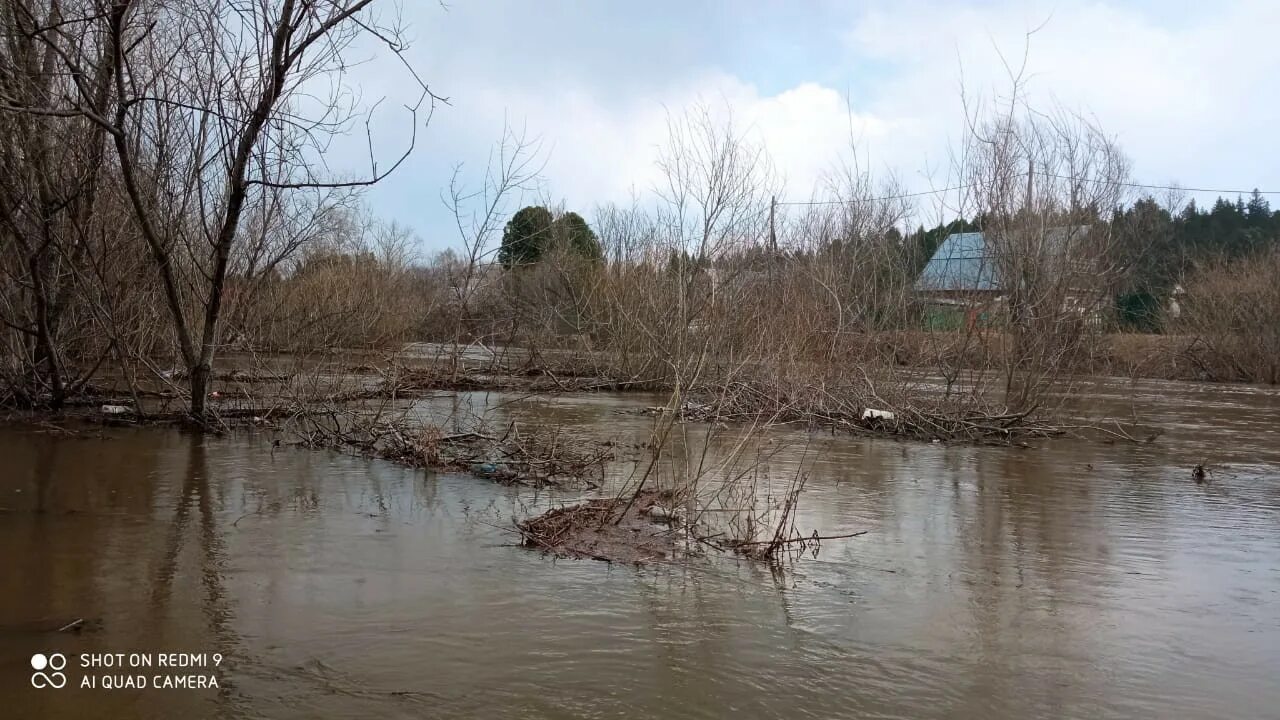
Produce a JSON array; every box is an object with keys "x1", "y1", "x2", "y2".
[
  {"x1": 776, "y1": 184, "x2": 974, "y2": 207},
  {"x1": 1040, "y1": 173, "x2": 1280, "y2": 197},
  {"x1": 776, "y1": 173, "x2": 1280, "y2": 207}
]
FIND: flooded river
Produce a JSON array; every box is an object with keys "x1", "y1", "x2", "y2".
[{"x1": 3, "y1": 378, "x2": 1279, "y2": 718}]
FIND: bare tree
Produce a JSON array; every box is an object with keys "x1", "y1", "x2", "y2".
[
  {"x1": 956, "y1": 50, "x2": 1131, "y2": 410},
  {"x1": 648, "y1": 104, "x2": 777, "y2": 376},
  {"x1": 0, "y1": 0, "x2": 122, "y2": 407},
  {"x1": 439, "y1": 123, "x2": 544, "y2": 371},
  {"x1": 2, "y1": 0, "x2": 440, "y2": 421}
]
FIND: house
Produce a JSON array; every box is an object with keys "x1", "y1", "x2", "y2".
[
  {"x1": 913, "y1": 231, "x2": 1002, "y2": 330},
  {"x1": 913, "y1": 227, "x2": 1105, "y2": 329}
]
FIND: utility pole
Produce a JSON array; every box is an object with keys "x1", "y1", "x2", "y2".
[
  {"x1": 1025, "y1": 156, "x2": 1034, "y2": 213},
  {"x1": 769, "y1": 195, "x2": 777, "y2": 287},
  {"x1": 769, "y1": 195, "x2": 777, "y2": 253}
]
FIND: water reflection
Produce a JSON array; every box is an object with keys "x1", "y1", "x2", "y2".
[{"x1": 1, "y1": 376, "x2": 1278, "y2": 718}]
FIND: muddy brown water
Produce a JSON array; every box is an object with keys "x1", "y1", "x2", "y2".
[{"x1": 2, "y1": 378, "x2": 1279, "y2": 718}]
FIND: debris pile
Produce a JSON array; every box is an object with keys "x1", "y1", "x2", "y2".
[{"x1": 516, "y1": 490, "x2": 680, "y2": 563}]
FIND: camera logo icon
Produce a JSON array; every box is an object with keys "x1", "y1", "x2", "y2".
[{"x1": 31, "y1": 653, "x2": 67, "y2": 689}]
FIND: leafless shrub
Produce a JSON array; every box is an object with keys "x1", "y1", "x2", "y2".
[
  {"x1": 234, "y1": 210, "x2": 427, "y2": 351},
  {"x1": 1178, "y1": 248, "x2": 1280, "y2": 384}
]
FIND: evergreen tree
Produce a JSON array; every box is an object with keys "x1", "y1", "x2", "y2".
[
  {"x1": 553, "y1": 211, "x2": 603, "y2": 263},
  {"x1": 499, "y1": 207, "x2": 602, "y2": 268},
  {"x1": 498, "y1": 206, "x2": 554, "y2": 268},
  {"x1": 1245, "y1": 190, "x2": 1271, "y2": 225},
  {"x1": 1114, "y1": 197, "x2": 1176, "y2": 292}
]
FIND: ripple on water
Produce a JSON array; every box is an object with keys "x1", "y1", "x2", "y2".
[{"x1": 1, "y1": 378, "x2": 1278, "y2": 719}]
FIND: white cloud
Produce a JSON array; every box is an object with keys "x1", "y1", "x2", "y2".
[
  {"x1": 342, "y1": 0, "x2": 1280, "y2": 248},
  {"x1": 454, "y1": 74, "x2": 898, "y2": 208},
  {"x1": 840, "y1": 0, "x2": 1280, "y2": 192}
]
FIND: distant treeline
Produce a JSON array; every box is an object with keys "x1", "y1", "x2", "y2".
[{"x1": 1112, "y1": 193, "x2": 1279, "y2": 294}]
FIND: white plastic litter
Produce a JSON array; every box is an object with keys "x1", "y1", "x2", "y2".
[{"x1": 861, "y1": 408, "x2": 896, "y2": 422}]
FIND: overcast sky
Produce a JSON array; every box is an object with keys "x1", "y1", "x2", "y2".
[{"x1": 335, "y1": 0, "x2": 1280, "y2": 251}]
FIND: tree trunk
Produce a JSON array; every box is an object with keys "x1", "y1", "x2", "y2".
[{"x1": 189, "y1": 363, "x2": 210, "y2": 421}]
